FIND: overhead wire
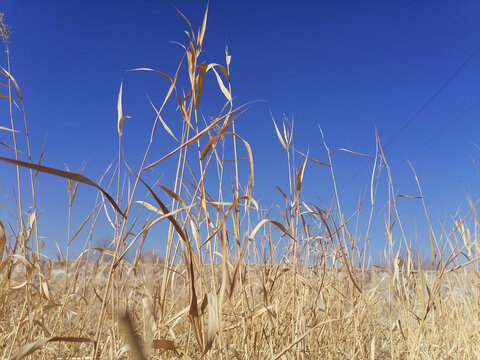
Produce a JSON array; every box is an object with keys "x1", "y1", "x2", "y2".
[
  {"x1": 343, "y1": 44, "x2": 480, "y2": 186},
  {"x1": 393, "y1": 97, "x2": 480, "y2": 171}
]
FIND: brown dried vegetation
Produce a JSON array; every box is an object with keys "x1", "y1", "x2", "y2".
[{"x1": 1, "y1": 7, "x2": 480, "y2": 360}]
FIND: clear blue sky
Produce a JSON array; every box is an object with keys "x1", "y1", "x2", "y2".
[{"x1": 2, "y1": 1, "x2": 480, "y2": 261}]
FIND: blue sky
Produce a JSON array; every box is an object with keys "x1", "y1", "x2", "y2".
[{"x1": 1, "y1": 1, "x2": 480, "y2": 261}]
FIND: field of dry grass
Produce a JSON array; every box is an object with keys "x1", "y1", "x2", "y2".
[{"x1": 1, "y1": 8, "x2": 480, "y2": 360}]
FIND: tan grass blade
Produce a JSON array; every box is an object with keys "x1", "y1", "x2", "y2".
[
  {"x1": 370, "y1": 137, "x2": 379, "y2": 206},
  {"x1": 0, "y1": 140, "x2": 22, "y2": 152},
  {"x1": 197, "y1": 3, "x2": 208, "y2": 49},
  {"x1": 91, "y1": 247, "x2": 115, "y2": 258},
  {"x1": 148, "y1": 60, "x2": 182, "y2": 142},
  {"x1": 329, "y1": 148, "x2": 368, "y2": 157},
  {"x1": 203, "y1": 292, "x2": 218, "y2": 354},
  {"x1": 10, "y1": 280, "x2": 28, "y2": 290},
  {"x1": 200, "y1": 131, "x2": 229, "y2": 160},
  {"x1": 158, "y1": 184, "x2": 186, "y2": 206},
  {"x1": 101, "y1": 193, "x2": 116, "y2": 229},
  {"x1": 229, "y1": 219, "x2": 295, "y2": 293},
  {"x1": 130, "y1": 67, "x2": 182, "y2": 140},
  {"x1": 175, "y1": 7, "x2": 193, "y2": 32},
  {"x1": 296, "y1": 152, "x2": 308, "y2": 196},
  {"x1": 135, "y1": 200, "x2": 164, "y2": 215},
  {"x1": 370, "y1": 336, "x2": 376, "y2": 360},
  {"x1": 0, "y1": 156, "x2": 125, "y2": 218},
  {"x1": 187, "y1": 46, "x2": 196, "y2": 88},
  {"x1": 41, "y1": 281, "x2": 53, "y2": 302},
  {"x1": 129, "y1": 67, "x2": 173, "y2": 83},
  {"x1": 125, "y1": 168, "x2": 202, "y2": 273},
  {"x1": 142, "y1": 101, "x2": 252, "y2": 171},
  {"x1": 1, "y1": 66, "x2": 22, "y2": 100},
  {"x1": 9, "y1": 337, "x2": 95, "y2": 360},
  {"x1": 207, "y1": 197, "x2": 259, "y2": 211},
  {"x1": 68, "y1": 206, "x2": 97, "y2": 245},
  {"x1": 176, "y1": 91, "x2": 192, "y2": 128},
  {"x1": 199, "y1": 195, "x2": 259, "y2": 249},
  {"x1": 294, "y1": 149, "x2": 330, "y2": 167},
  {"x1": 146, "y1": 93, "x2": 178, "y2": 142},
  {"x1": 117, "y1": 81, "x2": 131, "y2": 137},
  {"x1": 141, "y1": 204, "x2": 194, "y2": 231},
  {"x1": 200, "y1": 132, "x2": 254, "y2": 186},
  {"x1": 271, "y1": 114, "x2": 288, "y2": 151},
  {"x1": 225, "y1": 46, "x2": 232, "y2": 67},
  {"x1": 195, "y1": 62, "x2": 208, "y2": 109},
  {"x1": 142, "y1": 113, "x2": 223, "y2": 171},
  {"x1": 396, "y1": 194, "x2": 422, "y2": 199},
  {"x1": 210, "y1": 66, "x2": 231, "y2": 101},
  {"x1": 189, "y1": 281, "x2": 204, "y2": 351},
  {"x1": 206, "y1": 63, "x2": 230, "y2": 81},
  {"x1": 0, "y1": 125, "x2": 20, "y2": 133}
]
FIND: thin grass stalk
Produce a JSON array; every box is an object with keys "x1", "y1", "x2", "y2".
[
  {"x1": 92, "y1": 53, "x2": 183, "y2": 360},
  {"x1": 2, "y1": 29, "x2": 25, "y2": 244}
]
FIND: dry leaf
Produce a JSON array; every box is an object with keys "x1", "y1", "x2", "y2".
[
  {"x1": 271, "y1": 114, "x2": 288, "y2": 151},
  {"x1": 152, "y1": 339, "x2": 181, "y2": 356},
  {"x1": 0, "y1": 156, "x2": 125, "y2": 218},
  {"x1": 296, "y1": 153, "x2": 308, "y2": 196},
  {"x1": 117, "y1": 81, "x2": 131, "y2": 137},
  {"x1": 203, "y1": 292, "x2": 218, "y2": 354}
]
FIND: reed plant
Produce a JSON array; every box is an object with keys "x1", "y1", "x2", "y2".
[{"x1": 1, "y1": 7, "x2": 480, "y2": 360}]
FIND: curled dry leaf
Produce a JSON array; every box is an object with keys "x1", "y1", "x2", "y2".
[
  {"x1": 210, "y1": 66, "x2": 231, "y2": 101},
  {"x1": 329, "y1": 148, "x2": 368, "y2": 157},
  {"x1": 117, "y1": 81, "x2": 131, "y2": 137},
  {"x1": 1, "y1": 66, "x2": 23, "y2": 100},
  {"x1": 152, "y1": 339, "x2": 181, "y2": 356}
]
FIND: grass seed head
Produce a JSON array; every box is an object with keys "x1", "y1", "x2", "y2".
[{"x1": 0, "y1": 13, "x2": 10, "y2": 46}]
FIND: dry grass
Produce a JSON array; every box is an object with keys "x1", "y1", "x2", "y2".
[{"x1": 1, "y1": 7, "x2": 480, "y2": 360}]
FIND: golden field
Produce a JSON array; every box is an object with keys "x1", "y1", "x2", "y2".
[{"x1": 1, "y1": 8, "x2": 480, "y2": 360}]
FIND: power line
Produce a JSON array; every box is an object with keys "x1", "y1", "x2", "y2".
[
  {"x1": 393, "y1": 96, "x2": 480, "y2": 171},
  {"x1": 344, "y1": 44, "x2": 480, "y2": 186}
]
